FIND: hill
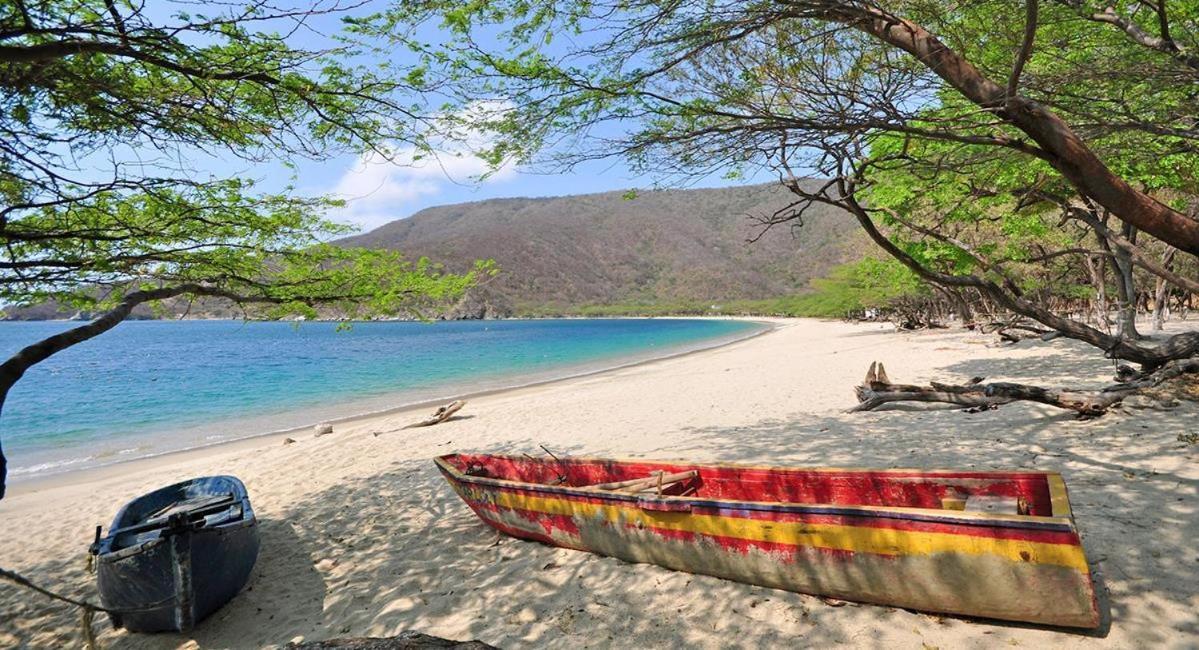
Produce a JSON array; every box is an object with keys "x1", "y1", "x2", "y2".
[
  {"x1": 2, "y1": 182, "x2": 864, "y2": 320},
  {"x1": 341, "y1": 182, "x2": 862, "y2": 317}
]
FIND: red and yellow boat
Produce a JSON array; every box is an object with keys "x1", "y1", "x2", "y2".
[{"x1": 436, "y1": 453, "x2": 1100, "y2": 628}]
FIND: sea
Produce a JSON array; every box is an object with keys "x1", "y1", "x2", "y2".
[{"x1": 0, "y1": 318, "x2": 765, "y2": 480}]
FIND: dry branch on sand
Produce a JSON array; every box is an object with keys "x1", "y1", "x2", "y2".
[
  {"x1": 286, "y1": 632, "x2": 497, "y2": 649},
  {"x1": 390, "y1": 400, "x2": 467, "y2": 432},
  {"x1": 850, "y1": 360, "x2": 1199, "y2": 417}
]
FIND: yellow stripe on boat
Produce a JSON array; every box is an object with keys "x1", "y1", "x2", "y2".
[
  {"x1": 483, "y1": 489, "x2": 1090, "y2": 572},
  {"x1": 1046, "y1": 473, "x2": 1073, "y2": 518}
]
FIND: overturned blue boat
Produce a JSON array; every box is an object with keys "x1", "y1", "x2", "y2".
[{"x1": 89, "y1": 475, "x2": 260, "y2": 632}]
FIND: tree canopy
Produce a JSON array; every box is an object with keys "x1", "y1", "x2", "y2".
[
  {"x1": 369, "y1": 0, "x2": 1199, "y2": 363},
  {"x1": 0, "y1": 1, "x2": 492, "y2": 497}
]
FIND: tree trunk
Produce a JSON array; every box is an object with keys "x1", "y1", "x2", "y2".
[
  {"x1": 1153, "y1": 248, "x2": 1177, "y2": 331},
  {"x1": 1113, "y1": 264, "x2": 1140, "y2": 339},
  {"x1": 1083, "y1": 255, "x2": 1108, "y2": 327},
  {"x1": 1105, "y1": 223, "x2": 1142, "y2": 340},
  {"x1": 835, "y1": 3, "x2": 1199, "y2": 256},
  {"x1": 950, "y1": 288, "x2": 975, "y2": 327},
  {"x1": 0, "y1": 388, "x2": 8, "y2": 500}
]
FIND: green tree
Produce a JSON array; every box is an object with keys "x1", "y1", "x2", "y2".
[
  {"x1": 0, "y1": 1, "x2": 490, "y2": 497},
  {"x1": 767, "y1": 258, "x2": 929, "y2": 321},
  {"x1": 369, "y1": 0, "x2": 1199, "y2": 365}
]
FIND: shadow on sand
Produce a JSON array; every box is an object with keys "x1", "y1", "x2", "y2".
[
  {"x1": 96, "y1": 403, "x2": 1196, "y2": 648},
  {"x1": 4, "y1": 334, "x2": 1195, "y2": 648}
]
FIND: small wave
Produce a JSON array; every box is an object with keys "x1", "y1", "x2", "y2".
[
  {"x1": 92, "y1": 446, "x2": 146, "y2": 459},
  {"x1": 9, "y1": 455, "x2": 94, "y2": 476}
]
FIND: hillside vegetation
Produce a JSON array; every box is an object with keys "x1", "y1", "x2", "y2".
[
  {"x1": 342, "y1": 182, "x2": 864, "y2": 317},
  {"x1": 4, "y1": 182, "x2": 875, "y2": 321}
]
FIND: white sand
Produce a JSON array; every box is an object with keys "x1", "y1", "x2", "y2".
[{"x1": 1, "y1": 318, "x2": 1196, "y2": 648}]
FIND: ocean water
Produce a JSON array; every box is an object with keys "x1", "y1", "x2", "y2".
[{"x1": 0, "y1": 318, "x2": 764, "y2": 478}]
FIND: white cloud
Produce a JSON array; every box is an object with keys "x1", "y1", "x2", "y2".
[{"x1": 328, "y1": 103, "x2": 517, "y2": 232}]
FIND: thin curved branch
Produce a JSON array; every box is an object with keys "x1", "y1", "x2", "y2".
[
  {"x1": 1065, "y1": 205, "x2": 1199, "y2": 295},
  {"x1": 1053, "y1": 0, "x2": 1199, "y2": 70},
  {"x1": 1007, "y1": 0, "x2": 1039, "y2": 101},
  {"x1": 788, "y1": 172, "x2": 1198, "y2": 368}
]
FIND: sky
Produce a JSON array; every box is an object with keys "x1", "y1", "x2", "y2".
[
  {"x1": 290, "y1": 118, "x2": 762, "y2": 235},
  {"x1": 303, "y1": 133, "x2": 694, "y2": 233},
  {"x1": 157, "y1": 1, "x2": 767, "y2": 236}
]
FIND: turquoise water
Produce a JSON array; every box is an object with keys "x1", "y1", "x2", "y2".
[{"x1": 0, "y1": 318, "x2": 763, "y2": 477}]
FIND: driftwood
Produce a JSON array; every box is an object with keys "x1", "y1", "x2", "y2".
[
  {"x1": 401, "y1": 400, "x2": 466, "y2": 430},
  {"x1": 850, "y1": 360, "x2": 1199, "y2": 416},
  {"x1": 287, "y1": 632, "x2": 497, "y2": 649},
  {"x1": 997, "y1": 328, "x2": 1062, "y2": 344},
  {"x1": 984, "y1": 321, "x2": 1062, "y2": 344}
]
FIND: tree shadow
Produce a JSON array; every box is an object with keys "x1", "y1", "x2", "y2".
[
  {"x1": 658, "y1": 401, "x2": 1197, "y2": 647},
  {"x1": 3, "y1": 327, "x2": 1195, "y2": 648},
  {"x1": 0, "y1": 517, "x2": 326, "y2": 649},
  {"x1": 71, "y1": 405, "x2": 1191, "y2": 649}
]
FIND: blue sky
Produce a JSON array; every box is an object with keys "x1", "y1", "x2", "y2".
[
  {"x1": 284, "y1": 115, "x2": 768, "y2": 234},
  {"x1": 296, "y1": 134, "x2": 738, "y2": 233},
  {"x1": 158, "y1": 2, "x2": 769, "y2": 235}
]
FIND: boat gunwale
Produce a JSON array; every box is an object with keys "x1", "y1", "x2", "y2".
[
  {"x1": 97, "y1": 475, "x2": 257, "y2": 560},
  {"x1": 434, "y1": 454, "x2": 1080, "y2": 531}
]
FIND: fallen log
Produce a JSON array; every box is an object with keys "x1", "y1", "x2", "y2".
[
  {"x1": 979, "y1": 320, "x2": 1049, "y2": 335},
  {"x1": 980, "y1": 320, "x2": 1062, "y2": 344},
  {"x1": 850, "y1": 359, "x2": 1199, "y2": 416},
  {"x1": 997, "y1": 328, "x2": 1061, "y2": 344}
]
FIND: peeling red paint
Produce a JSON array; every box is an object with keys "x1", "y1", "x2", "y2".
[{"x1": 438, "y1": 453, "x2": 1100, "y2": 628}]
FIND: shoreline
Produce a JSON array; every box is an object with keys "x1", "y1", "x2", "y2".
[
  {"x1": 0, "y1": 313, "x2": 790, "y2": 323},
  {"x1": 2, "y1": 316, "x2": 1195, "y2": 648},
  {"x1": 7, "y1": 317, "x2": 780, "y2": 497}
]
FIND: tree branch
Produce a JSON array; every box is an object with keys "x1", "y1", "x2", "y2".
[
  {"x1": 1054, "y1": 0, "x2": 1199, "y2": 70},
  {"x1": 0, "y1": 40, "x2": 279, "y2": 83},
  {"x1": 803, "y1": 1, "x2": 1199, "y2": 256},
  {"x1": 786, "y1": 173, "x2": 1199, "y2": 368},
  {"x1": 1066, "y1": 205, "x2": 1199, "y2": 295},
  {"x1": 1007, "y1": 0, "x2": 1039, "y2": 102},
  {"x1": 0, "y1": 280, "x2": 351, "y2": 498}
]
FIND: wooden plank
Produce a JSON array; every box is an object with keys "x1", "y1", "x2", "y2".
[
  {"x1": 587, "y1": 470, "x2": 697, "y2": 491},
  {"x1": 964, "y1": 495, "x2": 1020, "y2": 515}
]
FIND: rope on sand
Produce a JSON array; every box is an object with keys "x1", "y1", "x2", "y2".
[
  {"x1": 1, "y1": 565, "x2": 173, "y2": 650},
  {"x1": 0, "y1": 565, "x2": 102, "y2": 649}
]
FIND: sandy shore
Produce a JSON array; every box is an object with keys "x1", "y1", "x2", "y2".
[{"x1": 1, "y1": 318, "x2": 1196, "y2": 648}]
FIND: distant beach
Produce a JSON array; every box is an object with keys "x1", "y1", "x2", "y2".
[{"x1": 1, "y1": 318, "x2": 1195, "y2": 648}]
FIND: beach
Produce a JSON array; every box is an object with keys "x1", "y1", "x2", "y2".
[{"x1": 1, "y1": 317, "x2": 1196, "y2": 648}]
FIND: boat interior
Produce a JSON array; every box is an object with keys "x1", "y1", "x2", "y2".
[
  {"x1": 100, "y1": 476, "x2": 248, "y2": 553},
  {"x1": 443, "y1": 453, "x2": 1066, "y2": 517}
]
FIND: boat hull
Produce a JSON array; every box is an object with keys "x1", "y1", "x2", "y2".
[
  {"x1": 436, "y1": 455, "x2": 1099, "y2": 628},
  {"x1": 94, "y1": 476, "x2": 260, "y2": 632}
]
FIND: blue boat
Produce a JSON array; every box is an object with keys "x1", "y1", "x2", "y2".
[{"x1": 89, "y1": 475, "x2": 260, "y2": 632}]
